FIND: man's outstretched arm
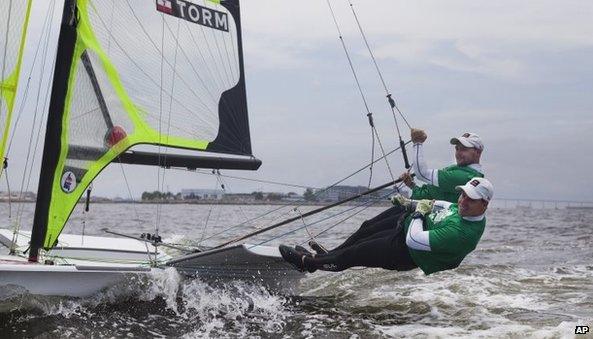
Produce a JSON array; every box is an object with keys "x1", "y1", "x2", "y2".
[{"x1": 412, "y1": 143, "x2": 439, "y2": 186}]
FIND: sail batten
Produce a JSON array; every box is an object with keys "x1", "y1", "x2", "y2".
[{"x1": 30, "y1": 0, "x2": 255, "y2": 254}]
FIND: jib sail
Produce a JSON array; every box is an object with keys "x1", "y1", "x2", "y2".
[{"x1": 0, "y1": 1, "x2": 33, "y2": 174}]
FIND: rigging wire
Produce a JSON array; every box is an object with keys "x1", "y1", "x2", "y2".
[
  {"x1": 215, "y1": 177, "x2": 405, "y2": 249},
  {"x1": 118, "y1": 162, "x2": 142, "y2": 222},
  {"x1": 367, "y1": 128, "x2": 376, "y2": 188},
  {"x1": 173, "y1": 141, "x2": 410, "y2": 192},
  {"x1": 11, "y1": 1, "x2": 56, "y2": 243},
  {"x1": 345, "y1": 0, "x2": 412, "y2": 169},
  {"x1": 3, "y1": 163, "x2": 10, "y2": 219},
  {"x1": 249, "y1": 190, "x2": 391, "y2": 248},
  {"x1": 325, "y1": 0, "x2": 395, "y2": 182},
  {"x1": 175, "y1": 141, "x2": 410, "y2": 243},
  {"x1": 303, "y1": 190, "x2": 392, "y2": 244},
  {"x1": 4, "y1": 165, "x2": 17, "y2": 254},
  {"x1": 294, "y1": 206, "x2": 317, "y2": 245},
  {"x1": 197, "y1": 171, "x2": 223, "y2": 246},
  {"x1": 214, "y1": 169, "x2": 251, "y2": 224},
  {"x1": 346, "y1": 0, "x2": 412, "y2": 129},
  {"x1": 155, "y1": 13, "x2": 166, "y2": 238}
]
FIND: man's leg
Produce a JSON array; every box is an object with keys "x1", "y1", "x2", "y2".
[
  {"x1": 304, "y1": 228, "x2": 416, "y2": 272},
  {"x1": 330, "y1": 205, "x2": 407, "y2": 252}
]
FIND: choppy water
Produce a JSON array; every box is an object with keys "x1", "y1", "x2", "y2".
[{"x1": 0, "y1": 203, "x2": 592, "y2": 338}]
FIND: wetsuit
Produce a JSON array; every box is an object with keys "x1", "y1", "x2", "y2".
[{"x1": 303, "y1": 204, "x2": 416, "y2": 271}]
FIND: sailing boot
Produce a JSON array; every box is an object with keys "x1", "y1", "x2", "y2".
[
  {"x1": 279, "y1": 245, "x2": 316, "y2": 273},
  {"x1": 295, "y1": 245, "x2": 313, "y2": 256}
]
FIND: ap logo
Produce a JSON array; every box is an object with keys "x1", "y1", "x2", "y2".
[{"x1": 575, "y1": 325, "x2": 589, "y2": 335}]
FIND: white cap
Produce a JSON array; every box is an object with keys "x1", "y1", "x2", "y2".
[
  {"x1": 456, "y1": 177, "x2": 494, "y2": 202},
  {"x1": 450, "y1": 132, "x2": 484, "y2": 150}
]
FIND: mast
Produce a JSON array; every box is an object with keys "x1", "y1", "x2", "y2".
[{"x1": 29, "y1": 0, "x2": 78, "y2": 262}]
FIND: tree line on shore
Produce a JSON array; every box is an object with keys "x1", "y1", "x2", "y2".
[{"x1": 140, "y1": 190, "x2": 314, "y2": 202}]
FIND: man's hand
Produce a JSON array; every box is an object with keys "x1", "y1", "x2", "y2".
[
  {"x1": 390, "y1": 194, "x2": 411, "y2": 208},
  {"x1": 411, "y1": 128, "x2": 427, "y2": 144},
  {"x1": 415, "y1": 199, "x2": 434, "y2": 215},
  {"x1": 399, "y1": 171, "x2": 415, "y2": 189}
]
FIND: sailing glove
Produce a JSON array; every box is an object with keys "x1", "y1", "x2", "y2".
[
  {"x1": 390, "y1": 194, "x2": 411, "y2": 209},
  {"x1": 399, "y1": 171, "x2": 415, "y2": 189},
  {"x1": 415, "y1": 199, "x2": 434, "y2": 216},
  {"x1": 410, "y1": 128, "x2": 427, "y2": 144}
]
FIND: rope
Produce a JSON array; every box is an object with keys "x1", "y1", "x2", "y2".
[{"x1": 325, "y1": 0, "x2": 395, "y2": 182}]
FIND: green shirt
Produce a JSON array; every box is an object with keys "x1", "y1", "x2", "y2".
[
  {"x1": 404, "y1": 204, "x2": 485, "y2": 275},
  {"x1": 411, "y1": 165, "x2": 484, "y2": 203}
]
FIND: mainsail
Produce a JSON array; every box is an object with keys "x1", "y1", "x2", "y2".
[
  {"x1": 30, "y1": 0, "x2": 255, "y2": 258},
  {"x1": 0, "y1": 0, "x2": 33, "y2": 171}
]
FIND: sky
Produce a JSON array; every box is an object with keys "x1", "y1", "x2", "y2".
[{"x1": 4, "y1": 0, "x2": 593, "y2": 202}]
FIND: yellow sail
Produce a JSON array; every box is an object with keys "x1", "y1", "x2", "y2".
[{"x1": 0, "y1": 0, "x2": 33, "y2": 174}]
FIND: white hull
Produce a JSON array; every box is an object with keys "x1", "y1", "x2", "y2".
[
  {"x1": 0, "y1": 258, "x2": 153, "y2": 297},
  {"x1": 0, "y1": 229, "x2": 302, "y2": 297}
]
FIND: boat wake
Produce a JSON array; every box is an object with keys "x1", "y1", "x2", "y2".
[{"x1": 0, "y1": 268, "x2": 290, "y2": 337}]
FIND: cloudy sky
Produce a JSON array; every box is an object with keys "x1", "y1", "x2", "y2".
[{"x1": 5, "y1": 0, "x2": 593, "y2": 202}]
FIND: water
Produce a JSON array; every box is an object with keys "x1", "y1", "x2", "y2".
[{"x1": 1, "y1": 203, "x2": 592, "y2": 338}]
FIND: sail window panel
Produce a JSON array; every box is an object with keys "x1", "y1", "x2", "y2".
[
  {"x1": 67, "y1": 58, "x2": 110, "y2": 162},
  {"x1": 86, "y1": 51, "x2": 135, "y2": 136},
  {"x1": 85, "y1": 0, "x2": 241, "y2": 147}
]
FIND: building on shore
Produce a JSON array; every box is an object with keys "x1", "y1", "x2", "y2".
[
  {"x1": 181, "y1": 189, "x2": 224, "y2": 200},
  {"x1": 316, "y1": 185, "x2": 392, "y2": 202},
  {"x1": 0, "y1": 191, "x2": 36, "y2": 202}
]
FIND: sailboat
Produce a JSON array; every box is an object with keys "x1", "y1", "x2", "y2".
[{"x1": 0, "y1": 0, "x2": 303, "y2": 297}]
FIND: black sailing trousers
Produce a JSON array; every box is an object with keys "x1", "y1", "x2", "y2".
[{"x1": 304, "y1": 205, "x2": 417, "y2": 272}]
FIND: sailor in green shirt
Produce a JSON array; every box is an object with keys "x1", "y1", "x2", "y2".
[
  {"x1": 404, "y1": 177, "x2": 493, "y2": 274},
  {"x1": 398, "y1": 130, "x2": 485, "y2": 202},
  {"x1": 304, "y1": 129, "x2": 486, "y2": 255},
  {"x1": 279, "y1": 177, "x2": 493, "y2": 275}
]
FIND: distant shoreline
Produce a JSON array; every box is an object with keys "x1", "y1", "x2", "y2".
[{"x1": 0, "y1": 200, "x2": 392, "y2": 207}]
